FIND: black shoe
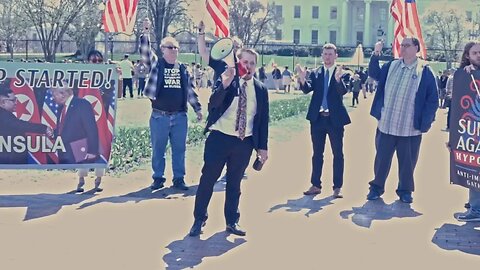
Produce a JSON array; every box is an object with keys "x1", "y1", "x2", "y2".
[
  {"x1": 399, "y1": 193, "x2": 413, "y2": 204},
  {"x1": 173, "y1": 178, "x2": 189, "y2": 190},
  {"x1": 366, "y1": 189, "x2": 381, "y2": 201},
  {"x1": 189, "y1": 220, "x2": 206, "y2": 237},
  {"x1": 150, "y1": 177, "x2": 165, "y2": 190},
  {"x1": 226, "y1": 223, "x2": 246, "y2": 236},
  {"x1": 465, "y1": 202, "x2": 471, "y2": 209}
]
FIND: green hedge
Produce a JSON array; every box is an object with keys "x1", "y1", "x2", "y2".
[{"x1": 109, "y1": 95, "x2": 311, "y2": 173}]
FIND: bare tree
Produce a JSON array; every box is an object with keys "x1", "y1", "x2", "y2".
[
  {"x1": 0, "y1": 0, "x2": 29, "y2": 59},
  {"x1": 423, "y1": 6, "x2": 468, "y2": 68},
  {"x1": 146, "y1": 0, "x2": 189, "y2": 51},
  {"x1": 20, "y1": 0, "x2": 91, "y2": 62},
  {"x1": 229, "y1": 0, "x2": 280, "y2": 47},
  {"x1": 66, "y1": 0, "x2": 103, "y2": 61}
]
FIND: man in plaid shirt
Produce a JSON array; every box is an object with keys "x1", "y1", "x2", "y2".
[
  {"x1": 366, "y1": 37, "x2": 438, "y2": 204},
  {"x1": 140, "y1": 18, "x2": 203, "y2": 191}
]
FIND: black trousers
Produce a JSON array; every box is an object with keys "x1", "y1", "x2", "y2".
[
  {"x1": 352, "y1": 92, "x2": 359, "y2": 106},
  {"x1": 193, "y1": 131, "x2": 254, "y2": 225},
  {"x1": 369, "y1": 130, "x2": 422, "y2": 196},
  {"x1": 122, "y1": 78, "x2": 133, "y2": 98},
  {"x1": 310, "y1": 115, "x2": 345, "y2": 190}
]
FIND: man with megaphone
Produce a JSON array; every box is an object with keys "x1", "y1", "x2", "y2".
[
  {"x1": 197, "y1": 21, "x2": 247, "y2": 182},
  {"x1": 189, "y1": 48, "x2": 269, "y2": 237},
  {"x1": 197, "y1": 21, "x2": 243, "y2": 83}
]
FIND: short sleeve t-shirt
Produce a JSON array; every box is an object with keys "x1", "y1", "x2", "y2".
[{"x1": 151, "y1": 62, "x2": 184, "y2": 112}]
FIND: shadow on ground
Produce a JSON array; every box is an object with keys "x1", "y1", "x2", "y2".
[
  {"x1": 78, "y1": 180, "x2": 227, "y2": 210},
  {"x1": 0, "y1": 193, "x2": 96, "y2": 221},
  {"x1": 163, "y1": 232, "x2": 246, "y2": 270},
  {"x1": 268, "y1": 195, "x2": 335, "y2": 217},
  {"x1": 432, "y1": 222, "x2": 480, "y2": 256},
  {"x1": 340, "y1": 198, "x2": 422, "y2": 228}
]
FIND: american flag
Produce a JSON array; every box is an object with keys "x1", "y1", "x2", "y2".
[
  {"x1": 390, "y1": 0, "x2": 427, "y2": 59},
  {"x1": 102, "y1": 0, "x2": 139, "y2": 34},
  {"x1": 206, "y1": 0, "x2": 230, "y2": 37},
  {"x1": 41, "y1": 89, "x2": 60, "y2": 164}
]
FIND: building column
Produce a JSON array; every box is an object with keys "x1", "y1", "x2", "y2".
[
  {"x1": 341, "y1": 0, "x2": 349, "y2": 45},
  {"x1": 364, "y1": 0, "x2": 372, "y2": 46}
]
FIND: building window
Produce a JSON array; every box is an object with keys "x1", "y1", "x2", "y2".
[
  {"x1": 356, "y1": 31, "x2": 364, "y2": 45},
  {"x1": 379, "y1": 8, "x2": 387, "y2": 22},
  {"x1": 357, "y1": 7, "x2": 364, "y2": 21},
  {"x1": 329, "y1": 31, "x2": 337, "y2": 44},
  {"x1": 275, "y1": 29, "x2": 282, "y2": 40},
  {"x1": 312, "y1": 6, "x2": 319, "y2": 19},
  {"x1": 466, "y1": 11, "x2": 473, "y2": 22},
  {"x1": 275, "y1": 5, "x2": 283, "y2": 18},
  {"x1": 294, "y1": 6, "x2": 301, "y2": 19},
  {"x1": 330, "y1": 6, "x2": 337, "y2": 20},
  {"x1": 311, "y1": 30, "x2": 318, "y2": 45},
  {"x1": 293, "y1": 29, "x2": 300, "y2": 44}
]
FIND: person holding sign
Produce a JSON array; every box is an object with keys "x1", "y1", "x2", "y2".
[
  {"x1": 140, "y1": 18, "x2": 203, "y2": 191},
  {"x1": 297, "y1": 43, "x2": 350, "y2": 199},
  {"x1": 366, "y1": 38, "x2": 438, "y2": 204},
  {"x1": 450, "y1": 41, "x2": 480, "y2": 222},
  {"x1": 75, "y1": 50, "x2": 107, "y2": 193}
]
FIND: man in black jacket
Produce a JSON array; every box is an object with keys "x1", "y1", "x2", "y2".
[
  {"x1": 51, "y1": 87, "x2": 99, "y2": 164},
  {"x1": 189, "y1": 48, "x2": 269, "y2": 237},
  {"x1": 0, "y1": 82, "x2": 52, "y2": 164},
  {"x1": 298, "y1": 43, "x2": 351, "y2": 199}
]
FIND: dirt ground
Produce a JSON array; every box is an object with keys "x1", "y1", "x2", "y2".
[{"x1": 1, "y1": 91, "x2": 479, "y2": 270}]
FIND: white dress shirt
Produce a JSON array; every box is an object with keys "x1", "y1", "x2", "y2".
[{"x1": 211, "y1": 78, "x2": 257, "y2": 138}]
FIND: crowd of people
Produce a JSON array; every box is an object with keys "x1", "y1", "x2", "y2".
[{"x1": 2, "y1": 17, "x2": 480, "y2": 238}]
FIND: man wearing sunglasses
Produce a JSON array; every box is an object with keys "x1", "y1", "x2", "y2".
[
  {"x1": 366, "y1": 37, "x2": 438, "y2": 204},
  {"x1": 140, "y1": 18, "x2": 202, "y2": 191},
  {"x1": 0, "y1": 80, "x2": 53, "y2": 164}
]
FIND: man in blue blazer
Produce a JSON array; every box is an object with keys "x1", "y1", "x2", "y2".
[
  {"x1": 189, "y1": 48, "x2": 269, "y2": 237},
  {"x1": 52, "y1": 87, "x2": 99, "y2": 164},
  {"x1": 298, "y1": 43, "x2": 351, "y2": 199},
  {"x1": 366, "y1": 38, "x2": 438, "y2": 203}
]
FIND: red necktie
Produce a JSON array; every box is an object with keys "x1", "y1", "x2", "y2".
[
  {"x1": 58, "y1": 106, "x2": 67, "y2": 135},
  {"x1": 235, "y1": 81, "x2": 248, "y2": 140}
]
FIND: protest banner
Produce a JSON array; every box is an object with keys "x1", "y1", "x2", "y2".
[
  {"x1": 0, "y1": 62, "x2": 118, "y2": 169},
  {"x1": 449, "y1": 69, "x2": 480, "y2": 191}
]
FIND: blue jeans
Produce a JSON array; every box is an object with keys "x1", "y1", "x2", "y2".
[
  {"x1": 469, "y1": 189, "x2": 480, "y2": 216},
  {"x1": 150, "y1": 111, "x2": 188, "y2": 180}
]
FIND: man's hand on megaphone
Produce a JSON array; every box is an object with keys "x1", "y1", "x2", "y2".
[{"x1": 221, "y1": 67, "x2": 236, "y2": 89}]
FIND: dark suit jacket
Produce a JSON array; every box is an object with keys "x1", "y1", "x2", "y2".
[
  {"x1": 57, "y1": 97, "x2": 99, "y2": 164},
  {"x1": 301, "y1": 66, "x2": 351, "y2": 127},
  {"x1": 205, "y1": 77, "x2": 269, "y2": 150},
  {"x1": 0, "y1": 107, "x2": 48, "y2": 164}
]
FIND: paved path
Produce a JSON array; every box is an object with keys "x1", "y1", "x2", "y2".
[{"x1": 1, "y1": 93, "x2": 479, "y2": 270}]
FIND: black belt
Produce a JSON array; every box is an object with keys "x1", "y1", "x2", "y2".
[
  {"x1": 319, "y1": 111, "x2": 330, "y2": 117},
  {"x1": 152, "y1": 109, "x2": 182, "y2": 116}
]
